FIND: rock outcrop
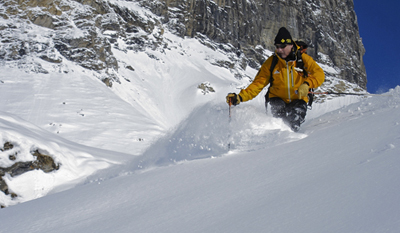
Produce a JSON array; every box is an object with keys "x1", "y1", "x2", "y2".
[{"x1": 0, "y1": 142, "x2": 60, "y2": 207}]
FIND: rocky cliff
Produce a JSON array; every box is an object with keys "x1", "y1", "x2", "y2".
[
  {"x1": 140, "y1": 0, "x2": 366, "y2": 88},
  {"x1": 0, "y1": 0, "x2": 366, "y2": 88}
]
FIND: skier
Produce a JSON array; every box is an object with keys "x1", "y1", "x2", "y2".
[{"x1": 226, "y1": 27, "x2": 325, "y2": 132}]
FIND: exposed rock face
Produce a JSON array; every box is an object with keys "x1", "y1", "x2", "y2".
[
  {"x1": 0, "y1": 0, "x2": 160, "y2": 83},
  {"x1": 0, "y1": 0, "x2": 366, "y2": 88},
  {"x1": 138, "y1": 0, "x2": 366, "y2": 88}
]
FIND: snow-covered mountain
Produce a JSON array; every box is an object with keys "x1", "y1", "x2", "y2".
[
  {"x1": 1, "y1": 1, "x2": 399, "y2": 232},
  {"x1": 0, "y1": 0, "x2": 372, "y2": 207}
]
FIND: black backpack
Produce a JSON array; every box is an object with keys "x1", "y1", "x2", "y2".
[{"x1": 264, "y1": 41, "x2": 314, "y2": 109}]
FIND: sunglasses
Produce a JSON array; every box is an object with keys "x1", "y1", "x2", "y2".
[{"x1": 275, "y1": 44, "x2": 288, "y2": 49}]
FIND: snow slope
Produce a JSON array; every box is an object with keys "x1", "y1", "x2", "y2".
[{"x1": 0, "y1": 86, "x2": 399, "y2": 233}]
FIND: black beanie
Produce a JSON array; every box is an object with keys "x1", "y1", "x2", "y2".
[{"x1": 274, "y1": 27, "x2": 293, "y2": 45}]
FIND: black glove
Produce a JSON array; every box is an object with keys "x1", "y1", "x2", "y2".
[{"x1": 226, "y1": 93, "x2": 241, "y2": 106}]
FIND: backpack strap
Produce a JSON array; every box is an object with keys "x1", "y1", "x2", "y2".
[
  {"x1": 264, "y1": 54, "x2": 279, "y2": 109},
  {"x1": 296, "y1": 50, "x2": 308, "y2": 78},
  {"x1": 269, "y1": 54, "x2": 279, "y2": 86}
]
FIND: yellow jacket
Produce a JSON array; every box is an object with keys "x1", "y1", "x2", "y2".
[{"x1": 239, "y1": 50, "x2": 325, "y2": 103}]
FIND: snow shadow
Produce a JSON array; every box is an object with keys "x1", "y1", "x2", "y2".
[{"x1": 131, "y1": 102, "x2": 306, "y2": 171}]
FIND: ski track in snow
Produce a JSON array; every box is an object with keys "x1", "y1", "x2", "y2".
[{"x1": 91, "y1": 102, "x2": 307, "y2": 179}]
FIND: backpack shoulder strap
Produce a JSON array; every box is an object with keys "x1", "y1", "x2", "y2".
[
  {"x1": 265, "y1": 54, "x2": 279, "y2": 107},
  {"x1": 296, "y1": 50, "x2": 308, "y2": 77},
  {"x1": 269, "y1": 54, "x2": 279, "y2": 87}
]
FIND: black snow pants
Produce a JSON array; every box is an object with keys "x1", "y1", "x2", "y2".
[{"x1": 268, "y1": 97, "x2": 308, "y2": 132}]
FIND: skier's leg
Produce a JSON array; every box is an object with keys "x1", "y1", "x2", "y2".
[
  {"x1": 269, "y1": 97, "x2": 287, "y2": 119},
  {"x1": 285, "y1": 100, "x2": 307, "y2": 132}
]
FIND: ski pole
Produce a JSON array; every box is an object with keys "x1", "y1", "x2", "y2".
[
  {"x1": 229, "y1": 98, "x2": 232, "y2": 121},
  {"x1": 310, "y1": 91, "x2": 376, "y2": 96},
  {"x1": 228, "y1": 98, "x2": 232, "y2": 150}
]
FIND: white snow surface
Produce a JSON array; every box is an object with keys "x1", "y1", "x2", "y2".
[{"x1": 0, "y1": 29, "x2": 400, "y2": 232}]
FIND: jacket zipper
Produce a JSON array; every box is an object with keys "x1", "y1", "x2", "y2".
[
  {"x1": 286, "y1": 61, "x2": 291, "y2": 102},
  {"x1": 291, "y1": 66, "x2": 294, "y2": 88}
]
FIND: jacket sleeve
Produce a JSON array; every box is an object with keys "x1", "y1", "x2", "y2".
[
  {"x1": 238, "y1": 57, "x2": 273, "y2": 102},
  {"x1": 303, "y1": 54, "x2": 325, "y2": 89}
]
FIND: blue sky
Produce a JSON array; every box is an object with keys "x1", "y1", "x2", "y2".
[{"x1": 353, "y1": 0, "x2": 400, "y2": 93}]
